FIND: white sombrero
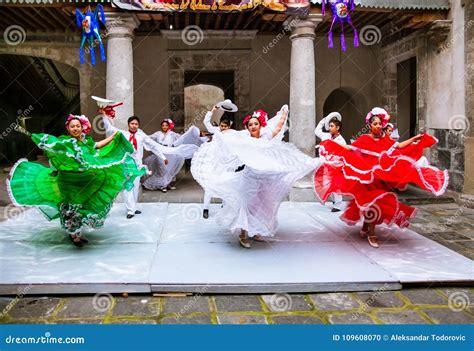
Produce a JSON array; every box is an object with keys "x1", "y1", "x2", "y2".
[
  {"x1": 324, "y1": 112, "x2": 342, "y2": 130},
  {"x1": 92, "y1": 96, "x2": 119, "y2": 108},
  {"x1": 216, "y1": 99, "x2": 238, "y2": 113}
]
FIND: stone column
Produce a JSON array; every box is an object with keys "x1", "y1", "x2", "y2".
[
  {"x1": 105, "y1": 13, "x2": 140, "y2": 130},
  {"x1": 289, "y1": 14, "x2": 322, "y2": 157},
  {"x1": 462, "y1": 0, "x2": 474, "y2": 206},
  {"x1": 288, "y1": 15, "x2": 322, "y2": 200}
]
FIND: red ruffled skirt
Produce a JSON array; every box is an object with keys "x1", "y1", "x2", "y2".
[{"x1": 314, "y1": 134, "x2": 449, "y2": 228}]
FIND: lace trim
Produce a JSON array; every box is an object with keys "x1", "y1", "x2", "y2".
[{"x1": 319, "y1": 145, "x2": 449, "y2": 196}]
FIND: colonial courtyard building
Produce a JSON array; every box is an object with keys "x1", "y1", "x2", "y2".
[{"x1": 0, "y1": 0, "x2": 472, "y2": 202}]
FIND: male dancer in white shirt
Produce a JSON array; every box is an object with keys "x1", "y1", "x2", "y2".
[
  {"x1": 96, "y1": 98, "x2": 169, "y2": 219},
  {"x1": 315, "y1": 112, "x2": 347, "y2": 212},
  {"x1": 201, "y1": 102, "x2": 235, "y2": 218}
]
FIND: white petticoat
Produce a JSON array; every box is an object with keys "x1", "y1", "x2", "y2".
[{"x1": 191, "y1": 130, "x2": 320, "y2": 237}]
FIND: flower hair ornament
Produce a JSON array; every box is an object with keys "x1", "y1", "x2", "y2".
[
  {"x1": 65, "y1": 114, "x2": 92, "y2": 134},
  {"x1": 243, "y1": 109, "x2": 268, "y2": 128},
  {"x1": 161, "y1": 119, "x2": 175, "y2": 130},
  {"x1": 365, "y1": 107, "x2": 390, "y2": 128}
]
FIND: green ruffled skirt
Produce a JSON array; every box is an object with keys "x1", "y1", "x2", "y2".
[{"x1": 7, "y1": 133, "x2": 145, "y2": 234}]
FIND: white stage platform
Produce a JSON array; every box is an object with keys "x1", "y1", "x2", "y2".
[{"x1": 0, "y1": 202, "x2": 471, "y2": 294}]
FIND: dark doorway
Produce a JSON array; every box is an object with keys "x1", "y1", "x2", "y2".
[
  {"x1": 397, "y1": 57, "x2": 417, "y2": 139},
  {"x1": 0, "y1": 55, "x2": 79, "y2": 165}
]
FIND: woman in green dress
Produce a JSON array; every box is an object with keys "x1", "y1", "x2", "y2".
[{"x1": 7, "y1": 114, "x2": 146, "y2": 247}]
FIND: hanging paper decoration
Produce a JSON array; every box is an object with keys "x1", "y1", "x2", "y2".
[
  {"x1": 76, "y1": 5, "x2": 106, "y2": 65},
  {"x1": 322, "y1": 0, "x2": 359, "y2": 52}
]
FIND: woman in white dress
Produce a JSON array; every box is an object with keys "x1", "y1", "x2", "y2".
[
  {"x1": 143, "y1": 119, "x2": 204, "y2": 192},
  {"x1": 191, "y1": 105, "x2": 320, "y2": 249}
]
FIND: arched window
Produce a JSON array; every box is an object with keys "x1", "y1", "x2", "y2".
[{"x1": 322, "y1": 88, "x2": 367, "y2": 143}]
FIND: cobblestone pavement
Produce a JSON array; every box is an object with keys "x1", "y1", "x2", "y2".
[{"x1": 0, "y1": 203, "x2": 472, "y2": 325}]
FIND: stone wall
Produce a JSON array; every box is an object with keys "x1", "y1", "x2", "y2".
[
  {"x1": 380, "y1": 0, "x2": 469, "y2": 193},
  {"x1": 463, "y1": 0, "x2": 474, "y2": 196},
  {"x1": 430, "y1": 129, "x2": 465, "y2": 192},
  {"x1": 380, "y1": 33, "x2": 422, "y2": 132}
]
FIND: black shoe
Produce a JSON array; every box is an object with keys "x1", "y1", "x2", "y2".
[
  {"x1": 135, "y1": 210, "x2": 142, "y2": 215},
  {"x1": 203, "y1": 209, "x2": 209, "y2": 219},
  {"x1": 69, "y1": 235, "x2": 84, "y2": 248},
  {"x1": 331, "y1": 208, "x2": 341, "y2": 212},
  {"x1": 126, "y1": 214, "x2": 134, "y2": 219}
]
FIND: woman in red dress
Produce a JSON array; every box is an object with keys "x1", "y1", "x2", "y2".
[{"x1": 314, "y1": 107, "x2": 449, "y2": 248}]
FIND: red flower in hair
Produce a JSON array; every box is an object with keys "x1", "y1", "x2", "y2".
[
  {"x1": 162, "y1": 118, "x2": 175, "y2": 130},
  {"x1": 243, "y1": 109, "x2": 268, "y2": 128},
  {"x1": 65, "y1": 114, "x2": 92, "y2": 134}
]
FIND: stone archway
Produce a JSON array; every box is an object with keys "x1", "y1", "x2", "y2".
[
  {"x1": 322, "y1": 87, "x2": 368, "y2": 143},
  {"x1": 0, "y1": 42, "x2": 92, "y2": 116},
  {"x1": 168, "y1": 51, "x2": 250, "y2": 131}
]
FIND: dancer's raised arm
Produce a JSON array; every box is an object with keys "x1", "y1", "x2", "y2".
[
  {"x1": 204, "y1": 106, "x2": 221, "y2": 134},
  {"x1": 397, "y1": 134, "x2": 423, "y2": 148},
  {"x1": 271, "y1": 105, "x2": 289, "y2": 138},
  {"x1": 95, "y1": 131, "x2": 118, "y2": 149},
  {"x1": 143, "y1": 135, "x2": 169, "y2": 165}
]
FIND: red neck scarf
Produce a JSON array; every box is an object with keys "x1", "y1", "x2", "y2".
[{"x1": 129, "y1": 130, "x2": 138, "y2": 150}]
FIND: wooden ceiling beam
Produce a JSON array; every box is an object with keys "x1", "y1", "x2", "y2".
[
  {"x1": 195, "y1": 13, "x2": 200, "y2": 27},
  {"x1": 204, "y1": 12, "x2": 212, "y2": 29},
  {"x1": 163, "y1": 14, "x2": 170, "y2": 29},
  {"x1": 272, "y1": 14, "x2": 288, "y2": 22},
  {"x1": 233, "y1": 12, "x2": 244, "y2": 29},
  {"x1": 34, "y1": 6, "x2": 64, "y2": 29},
  {"x1": 174, "y1": 13, "x2": 179, "y2": 30},
  {"x1": 15, "y1": 7, "x2": 49, "y2": 31},
  {"x1": 223, "y1": 13, "x2": 233, "y2": 29},
  {"x1": 137, "y1": 13, "x2": 152, "y2": 21},
  {"x1": 2, "y1": 7, "x2": 36, "y2": 30},
  {"x1": 214, "y1": 13, "x2": 222, "y2": 29},
  {"x1": 185, "y1": 12, "x2": 190, "y2": 28}
]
